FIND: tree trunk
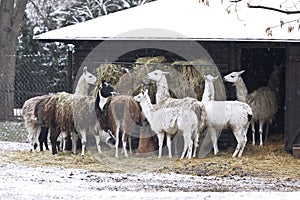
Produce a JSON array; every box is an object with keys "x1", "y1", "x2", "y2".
[{"x1": 0, "y1": 0, "x2": 28, "y2": 120}]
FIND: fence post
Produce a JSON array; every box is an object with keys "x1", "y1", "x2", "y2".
[{"x1": 67, "y1": 50, "x2": 73, "y2": 93}]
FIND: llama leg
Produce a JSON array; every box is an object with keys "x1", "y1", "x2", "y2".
[
  {"x1": 232, "y1": 129, "x2": 242, "y2": 157},
  {"x1": 94, "y1": 132, "x2": 101, "y2": 154},
  {"x1": 115, "y1": 122, "x2": 120, "y2": 158},
  {"x1": 259, "y1": 120, "x2": 264, "y2": 146},
  {"x1": 192, "y1": 130, "x2": 199, "y2": 158},
  {"x1": 238, "y1": 130, "x2": 247, "y2": 157},
  {"x1": 157, "y1": 132, "x2": 164, "y2": 158},
  {"x1": 180, "y1": 133, "x2": 187, "y2": 160},
  {"x1": 27, "y1": 125, "x2": 35, "y2": 152},
  {"x1": 173, "y1": 134, "x2": 178, "y2": 156},
  {"x1": 34, "y1": 126, "x2": 41, "y2": 151},
  {"x1": 128, "y1": 135, "x2": 133, "y2": 154},
  {"x1": 29, "y1": 125, "x2": 40, "y2": 153},
  {"x1": 44, "y1": 127, "x2": 49, "y2": 150},
  {"x1": 122, "y1": 133, "x2": 128, "y2": 158},
  {"x1": 50, "y1": 127, "x2": 60, "y2": 155},
  {"x1": 62, "y1": 132, "x2": 68, "y2": 152},
  {"x1": 71, "y1": 132, "x2": 78, "y2": 154},
  {"x1": 38, "y1": 131, "x2": 43, "y2": 152},
  {"x1": 209, "y1": 127, "x2": 219, "y2": 155},
  {"x1": 265, "y1": 121, "x2": 270, "y2": 143},
  {"x1": 166, "y1": 134, "x2": 172, "y2": 158},
  {"x1": 39, "y1": 127, "x2": 48, "y2": 151},
  {"x1": 180, "y1": 133, "x2": 190, "y2": 160},
  {"x1": 251, "y1": 121, "x2": 256, "y2": 145},
  {"x1": 187, "y1": 138, "x2": 193, "y2": 159},
  {"x1": 80, "y1": 131, "x2": 87, "y2": 156}
]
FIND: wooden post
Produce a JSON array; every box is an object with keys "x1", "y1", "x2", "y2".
[{"x1": 67, "y1": 50, "x2": 73, "y2": 93}]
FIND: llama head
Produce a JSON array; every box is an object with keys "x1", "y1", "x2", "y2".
[
  {"x1": 205, "y1": 75, "x2": 218, "y2": 82},
  {"x1": 223, "y1": 70, "x2": 245, "y2": 83},
  {"x1": 147, "y1": 70, "x2": 169, "y2": 82},
  {"x1": 82, "y1": 66, "x2": 97, "y2": 85},
  {"x1": 99, "y1": 80, "x2": 117, "y2": 98},
  {"x1": 134, "y1": 89, "x2": 149, "y2": 103}
]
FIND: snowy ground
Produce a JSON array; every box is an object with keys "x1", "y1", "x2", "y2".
[{"x1": 0, "y1": 141, "x2": 299, "y2": 200}]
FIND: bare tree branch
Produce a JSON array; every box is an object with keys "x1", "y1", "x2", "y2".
[{"x1": 248, "y1": 4, "x2": 300, "y2": 15}]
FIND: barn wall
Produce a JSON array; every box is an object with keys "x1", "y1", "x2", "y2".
[
  {"x1": 285, "y1": 44, "x2": 300, "y2": 151},
  {"x1": 71, "y1": 40, "x2": 298, "y2": 152}
]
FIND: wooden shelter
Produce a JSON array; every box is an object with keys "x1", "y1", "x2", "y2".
[{"x1": 34, "y1": 0, "x2": 300, "y2": 153}]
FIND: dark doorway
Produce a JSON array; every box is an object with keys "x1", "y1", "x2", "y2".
[{"x1": 240, "y1": 47, "x2": 286, "y2": 138}]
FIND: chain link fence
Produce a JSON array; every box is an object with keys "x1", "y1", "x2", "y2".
[{"x1": 0, "y1": 54, "x2": 69, "y2": 142}]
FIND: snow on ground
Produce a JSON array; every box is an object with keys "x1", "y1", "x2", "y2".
[
  {"x1": 0, "y1": 141, "x2": 299, "y2": 199},
  {"x1": 0, "y1": 141, "x2": 30, "y2": 152}
]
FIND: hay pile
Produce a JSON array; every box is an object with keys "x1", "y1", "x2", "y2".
[
  {"x1": 94, "y1": 56, "x2": 225, "y2": 101},
  {"x1": 172, "y1": 60, "x2": 226, "y2": 101},
  {"x1": 2, "y1": 133, "x2": 300, "y2": 178}
]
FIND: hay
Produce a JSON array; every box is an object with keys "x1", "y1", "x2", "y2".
[
  {"x1": 172, "y1": 59, "x2": 226, "y2": 101},
  {"x1": 94, "y1": 56, "x2": 218, "y2": 101},
  {"x1": 135, "y1": 56, "x2": 167, "y2": 64},
  {"x1": 2, "y1": 134, "x2": 300, "y2": 178}
]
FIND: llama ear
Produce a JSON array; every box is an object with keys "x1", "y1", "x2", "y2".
[
  {"x1": 83, "y1": 66, "x2": 88, "y2": 74},
  {"x1": 238, "y1": 70, "x2": 245, "y2": 75},
  {"x1": 144, "y1": 89, "x2": 149, "y2": 95}
]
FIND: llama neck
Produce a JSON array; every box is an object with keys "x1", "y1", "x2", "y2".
[
  {"x1": 139, "y1": 97, "x2": 154, "y2": 123},
  {"x1": 99, "y1": 95, "x2": 108, "y2": 110},
  {"x1": 75, "y1": 76, "x2": 88, "y2": 95},
  {"x1": 234, "y1": 77, "x2": 248, "y2": 102},
  {"x1": 202, "y1": 80, "x2": 214, "y2": 101},
  {"x1": 156, "y1": 75, "x2": 170, "y2": 104}
]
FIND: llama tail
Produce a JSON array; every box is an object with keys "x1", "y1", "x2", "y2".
[{"x1": 248, "y1": 114, "x2": 253, "y2": 122}]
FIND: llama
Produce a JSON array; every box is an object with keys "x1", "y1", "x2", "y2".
[
  {"x1": 134, "y1": 89, "x2": 199, "y2": 159},
  {"x1": 224, "y1": 70, "x2": 278, "y2": 146},
  {"x1": 34, "y1": 95, "x2": 53, "y2": 151},
  {"x1": 202, "y1": 75, "x2": 218, "y2": 102},
  {"x1": 147, "y1": 70, "x2": 207, "y2": 156},
  {"x1": 22, "y1": 95, "x2": 52, "y2": 152},
  {"x1": 62, "y1": 66, "x2": 97, "y2": 151},
  {"x1": 44, "y1": 90, "x2": 114, "y2": 156},
  {"x1": 201, "y1": 100, "x2": 253, "y2": 157},
  {"x1": 74, "y1": 66, "x2": 97, "y2": 95},
  {"x1": 55, "y1": 66, "x2": 98, "y2": 154},
  {"x1": 200, "y1": 74, "x2": 253, "y2": 157},
  {"x1": 21, "y1": 66, "x2": 97, "y2": 153},
  {"x1": 95, "y1": 81, "x2": 144, "y2": 158}
]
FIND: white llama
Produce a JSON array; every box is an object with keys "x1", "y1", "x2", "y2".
[
  {"x1": 201, "y1": 74, "x2": 253, "y2": 157},
  {"x1": 134, "y1": 89, "x2": 199, "y2": 159},
  {"x1": 147, "y1": 70, "x2": 207, "y2": 154},
  {"x1": 74, "y1": 66, "x2": 97, "y2": 95},
  {"x1": 224, "y1": 70, "x2": 278, "y2": 146},
  {"x1": 202, "y1": 75, "x2": 218, "y2": 102}
]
